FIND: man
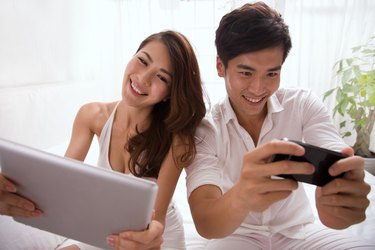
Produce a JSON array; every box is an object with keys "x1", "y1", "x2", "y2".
[{"x1": 186, "y1": 2, "x2": 373, "y2": 249}]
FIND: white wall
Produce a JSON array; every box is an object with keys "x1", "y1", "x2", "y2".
[{"x1": 0, "y1": 0, "x2": 123, "y2": 149}]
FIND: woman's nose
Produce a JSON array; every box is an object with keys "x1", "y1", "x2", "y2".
[{"x1": 139, "y1": 70, "x2": 152, "y2": 86}]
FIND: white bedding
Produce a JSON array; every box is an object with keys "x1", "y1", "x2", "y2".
[{"x1": 0, "y1": 141, "x2": 375, "y2": 249}]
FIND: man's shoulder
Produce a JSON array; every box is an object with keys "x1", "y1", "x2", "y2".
[
  {"x1": 195, "y1": 102, "x2": 226, "y2": 137},
  {"x1": 275, "y1": 88, "x2": 316, "y2": 105},
  {"x1": 206, "y1": 100, "x2": 228, "y2": 126},
  {"x1": 196, "y1": 114, "x2": 218, "y2": 135},
  {"x1": 276, "y1": 87, "x2": 312, "y2": 97}
]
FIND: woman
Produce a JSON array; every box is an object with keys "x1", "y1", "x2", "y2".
[{"x1": 0, "y1": 30, "x2": 206, "y2": 250}]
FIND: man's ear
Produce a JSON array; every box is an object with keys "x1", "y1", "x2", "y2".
[{"x1": 216, "y1": 56, "x2": 225, "y2": 77}]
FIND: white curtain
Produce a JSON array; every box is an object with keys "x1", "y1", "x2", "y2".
[
  {"x1": 117, "y1": 0, "x2": 375, "y2": 147},
  {"x1": 2, "y1": 0, "x2": 373, "y2": 104},
  {"x1": 117, "y1": 0, "x2": 375, "y2": 105},
  {"x1": 0, "y1": 0, "x2": 123, "y2": 148},
  {"x1": 281, "y1": 0, "x2": 375, "y2": 97},
  {"x1": 0, "y1": 0, "x2": 123, "y2": 91}
]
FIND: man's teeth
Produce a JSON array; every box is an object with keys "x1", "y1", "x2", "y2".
[
  {"x1": 244, "y1": 96, "x2": 262, "y2": 103},
  {"x1": 131, "y1": 83, "x2": 145, "y2": 95}
]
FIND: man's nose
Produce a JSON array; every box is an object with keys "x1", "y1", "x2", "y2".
[{"x1": 249, "y1": 76, "x2": 263, "y2": 93}]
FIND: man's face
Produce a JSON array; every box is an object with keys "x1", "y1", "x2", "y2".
[{"x1": 216, "y1": 46, "x2": 284, "y2": 123}]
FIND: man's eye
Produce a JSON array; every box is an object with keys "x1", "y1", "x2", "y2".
[
  {"x1": 240, "y1": 71, "x2": 252, "y2": 76},
  {"x1": 268, "y1": 72, "x2": 279, "y2": 78}
]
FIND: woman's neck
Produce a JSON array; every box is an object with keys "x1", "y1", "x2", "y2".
[{"x1": 115, "y1": 100, "x2": 152, "y2": 134}]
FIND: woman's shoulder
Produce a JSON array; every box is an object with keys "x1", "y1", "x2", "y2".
[
  {"x1": 76, "y1": 101, "x2": 119, "y2": 133},
  {"x1": 79, "y1": 101, "x2": 117, "y2": 116}
]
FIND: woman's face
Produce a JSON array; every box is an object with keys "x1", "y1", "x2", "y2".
[{"x1": 122, "y1": 40, "x2": 172, "y2": 109}]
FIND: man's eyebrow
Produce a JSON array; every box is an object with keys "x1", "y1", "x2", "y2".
[
  {"x1": 237, "y1": 64, "x2": 282, "y2": 72},
  {"x1": 237, "y1": 64, "x2": 255, "y2": 71},
  {"x1": 268, "y1": 65, "x2": 282, "y2": 71}
]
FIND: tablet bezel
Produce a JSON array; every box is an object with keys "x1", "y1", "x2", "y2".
[{"x1": 0, "y1": 138, "x2": 158, "y2": 249}]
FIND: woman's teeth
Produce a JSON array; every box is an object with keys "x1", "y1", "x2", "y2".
[{"x1": 131, "y1": 83, "x2": 146, "y2": 95}]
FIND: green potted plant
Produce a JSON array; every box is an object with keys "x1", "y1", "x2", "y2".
[{"x1": 323, "y1": 36, "x2": 375, "y2": 173}]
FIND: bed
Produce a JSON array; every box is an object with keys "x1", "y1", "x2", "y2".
[
  {"x1": 0, "y1": 139, "x2": 374, "y2": 249},
  {"x1": 0, "y1": 83, "x2": 374, "y2": 249}
]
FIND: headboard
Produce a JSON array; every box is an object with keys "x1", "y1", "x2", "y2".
[{"x1": 0, "y1": 80, "x2": 110, "y2": 150}]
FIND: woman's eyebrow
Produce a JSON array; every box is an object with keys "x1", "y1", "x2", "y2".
[
  {"x1": 161, "y1": 68, "x2": 173, "y2": 78},
  {"x1": 141, "y1": 51, "x2": 153, "y2": 62},
  {"x1": 142, "y1": 51, "x2": 172, "y2": 78}
]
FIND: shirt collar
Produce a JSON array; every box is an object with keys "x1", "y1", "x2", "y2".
[{"x1": 222, "y1": 93, "x2": 284, "y2": 125}]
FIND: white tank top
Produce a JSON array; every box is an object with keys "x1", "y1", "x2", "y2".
[{"x1": 96, "y1": 102, "x2": 186, "y2": 250}]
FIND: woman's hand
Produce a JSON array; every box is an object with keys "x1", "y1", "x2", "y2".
[
  {"x1": 0, "y1": 173, "x2": 41, "y2": 217},
  {"x1": 106, "y1": 220, "x2": 164, "y2": 250}
]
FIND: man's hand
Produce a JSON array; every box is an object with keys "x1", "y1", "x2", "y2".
[
  {"x1": 234, "y1": 140, "x2": 315, "y2": 213},
  {"x1": 106, "y1": 220, "x2": 164, "y2": 250},
  {"x1": 316, "y1": 147, "x2": 371, "y2": 229}
]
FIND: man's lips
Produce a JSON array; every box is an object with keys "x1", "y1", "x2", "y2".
[{"x1": 243, "y1": 95, "x2": 265, "y2": 104}]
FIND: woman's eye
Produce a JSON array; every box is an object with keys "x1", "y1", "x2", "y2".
[
  {"x1": 158, "y1": 75, "x2": 168, "y2": 84},
  {"x1": 138, "y1": 57, "x2": 148, "y2": 66}
]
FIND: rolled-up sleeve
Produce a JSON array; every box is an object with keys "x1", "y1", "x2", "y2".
[{"x1": 185, "y1": 118, "x2": 223, "y2": 198}]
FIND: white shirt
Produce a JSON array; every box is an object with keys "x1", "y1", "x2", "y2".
[{"x1": 186, "y1": 88, "x2": 347, "y2": 239}]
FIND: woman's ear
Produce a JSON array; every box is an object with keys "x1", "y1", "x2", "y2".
[
  {"x1": 163, "y1": 95, "x2": 170, "y2": 102},
  {"x1": 216, "y1": 56, "x2": 225, "y2": 77}
]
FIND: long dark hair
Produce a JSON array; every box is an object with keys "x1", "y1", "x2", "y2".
[
  {"x1": 127, "y1": 30, "x2": 206, "y2": 178},
  {"x1": 215, "y1": 2, "x2": 292, "y2": 68}
]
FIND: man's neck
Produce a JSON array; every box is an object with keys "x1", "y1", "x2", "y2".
[{"x1": 237, "y1": 106, "x2": 268, "y2": 146}]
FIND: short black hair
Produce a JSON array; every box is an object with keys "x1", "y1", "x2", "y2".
[{"x1": 215, "y1": 1, "x2": 292, "y2": 67}]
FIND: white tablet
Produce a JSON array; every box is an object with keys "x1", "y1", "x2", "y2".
[{"x1": 0, "y1": 138, "x2": 158, "y2": 249}]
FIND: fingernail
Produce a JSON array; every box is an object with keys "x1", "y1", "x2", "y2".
[
  {"x1": 31, "y1": 210, "x2": 42, "y2": 217},
  {"x1": 328, "y1": 168, "x2": 335, "y2": 176},
  {"x1": 120, "y1": 232, "x2": 130, "y2": 238},
  {"x1": 6, "y1": 185, "x2": 16, "y2": 192},
  {"x1": 24, "y1": 203, "x2": 34, "y2": 211},
  {"x1": 106, "y1": 236, "x2": 115, "y2": 247}
]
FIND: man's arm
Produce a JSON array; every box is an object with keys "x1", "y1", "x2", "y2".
[
  {"x1": 189, "y1": 184, "x2": 249, "y2": 238},
  {"x1": 188, "y1": 140, "x2": 315, "y2": 239}
]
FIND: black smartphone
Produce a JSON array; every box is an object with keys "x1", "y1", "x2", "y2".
[{"x1": 272, "y1": 139, "x2": 346, "y2": 186}]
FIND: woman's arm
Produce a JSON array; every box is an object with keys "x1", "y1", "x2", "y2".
[
  {"x1": 64, "y1": 103, "x2": 106, "y2": 160},
  {"x1": 153, "y1": 137, "x2": 184, "y2": 225},
  {"x1": 59, "y1": 102, "x2": 110, "y2": 250},
  {"x1": 108, "y1": 136, "x2": 185, "y2": 249}
]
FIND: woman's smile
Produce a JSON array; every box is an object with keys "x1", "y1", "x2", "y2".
[{"x1": 130, "y1": 80, "x2": 148, "y2": 96}]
